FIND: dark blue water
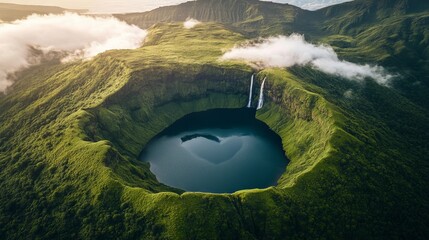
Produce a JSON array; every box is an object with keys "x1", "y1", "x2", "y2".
[{"x1": 139, "y1": 108, "x2": 288, "y2": 193}]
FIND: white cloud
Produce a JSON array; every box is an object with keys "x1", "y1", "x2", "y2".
[
  {"x1": 343, "y1": 89, "x2": 354, "y2": 99},
  {"x1": 183, "y1": 18, "x2": 201, "y2": 29},
  {"x1": 0, "y1": 12, "x2": 147, "y2": 92},
  {"x1": 222, "y1": 34, "x2": 394, "y2": 85}
]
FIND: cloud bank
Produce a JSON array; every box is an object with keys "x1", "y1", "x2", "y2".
[
  {"x1": 183, "y1": 18, "x2": 201, "y2": 29},
  {"x1": 0, "y1": 13, "x2": 147, "y2": 92},
  {"x1": 222, "y1": 34, "x2": 393, "y2": 85}
]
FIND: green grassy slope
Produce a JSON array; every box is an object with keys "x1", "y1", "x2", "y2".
[
  {"x1": 116, "y1": 0, "x2": 429, "y2": 109},
  {"x1": 115, "y1": 0, "x2": 322, "y2": 37},
  {"x1": 319, "y1": 0, "x2": 429, "y2": 34},
  {"x1": 1, "y1": 20, "x2": 428, "y2": 239},
  {"x1": 318, "y1": 0, "x2": 429, "y2": 108}
]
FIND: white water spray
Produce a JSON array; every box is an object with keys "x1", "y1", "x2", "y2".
[
  {"x1": 247, "y1": 74, "x2": 254, "y2": 108},
  {"x1": 257, "y1": 77, "x2": 267, "y2": 110}
]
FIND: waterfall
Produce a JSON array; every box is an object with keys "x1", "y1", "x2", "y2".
[
  {"x1": 247, "y1": 74, "x2": 254, "y2": 108},
  {"x1": 257, "y1": 77, "x2": 266, "y2": 110}
]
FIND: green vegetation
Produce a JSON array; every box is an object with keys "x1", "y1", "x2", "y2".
[
  {"x1": 1, "y1": 0, "x2": 429, "y2": 239},
  {"x1": 319, "y1": 0, "x2": 429, "y2": 108},
  {"x1": 118, "y1": 0, "x2": 429, "y2": 109},
  {"x1": 115, "y1": 0, "x2": 321, "y2": 37}
]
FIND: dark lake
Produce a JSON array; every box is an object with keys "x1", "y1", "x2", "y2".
[{"x1": 139, "y1": 108, "x2": 288, "y2": 193}]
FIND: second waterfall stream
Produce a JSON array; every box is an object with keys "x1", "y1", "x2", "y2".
[
  {"x1": 247, "y1": 74, "x2": 254, "y2": 108},
  {"x1": 257, "y1": 77, "x2": 266, "y2": 110}
]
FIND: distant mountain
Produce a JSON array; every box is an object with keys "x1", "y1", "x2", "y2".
[
  {"x1": 1, "y1": 20, "x2": 428, "y2": 239},
  {"x1": 318, "y1": 0, "x2": 429, "y2": 108},
  {"x1": 1, "y1": 0, "x2": 429, "y2": 239},
  {"x1": 0, "y1": 3, "x2": 86, "y2": 22},
  {"x1": 116, "y1": 0, "x2": 429, "y2": 38},
  {"x1": 115, "y1": 0, "x2": 323, "y2": 36},
  {"x1": 116, "y1": 0, "x2": 429, "y2": 108},
  {"x1": 320, "y1": 0, "x2": 429, "y2": 33}
]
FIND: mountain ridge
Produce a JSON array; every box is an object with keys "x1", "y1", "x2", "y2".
[
  {"x1": 0, "y1": 3, "x2": 86, "y2": 22},
  {"x1": 0, "y1": 1, "x2": 428, "y2": 239},
  {"x1": 115, "y1": 0, "x2": 429, "y2": 108},
  {"x1": 115, "y1": 0, "x2": 321, "y2": 36}
]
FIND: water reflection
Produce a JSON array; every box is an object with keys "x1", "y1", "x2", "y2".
[{"x1": 140, "y1": 108, "x2": 288, "y2": 193}]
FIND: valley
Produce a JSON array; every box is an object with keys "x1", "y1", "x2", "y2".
[{"x1": 0, "y1": 0, "x2": 428, "y2": 239}]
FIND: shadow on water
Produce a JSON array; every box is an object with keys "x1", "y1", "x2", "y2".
[{"x1": 139, "y1": 108, "x2": 289, "y2": 193}]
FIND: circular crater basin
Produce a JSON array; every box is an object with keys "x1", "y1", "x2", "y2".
[{"x1": 139, "y1": 108, "x2": 288, "y2": 193}]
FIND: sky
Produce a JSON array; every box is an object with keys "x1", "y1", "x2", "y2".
[{"x1": 1, "y1": 0, "x2": 352, "y2": 13}]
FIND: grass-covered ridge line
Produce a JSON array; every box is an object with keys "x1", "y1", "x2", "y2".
[
  {"x1": 78, "y1": 22, "x2": 344, "y2": 190},
  {"x1": 0, "y1": 22, "x2": 345, "y2": 238},
  {"x1": 77, "y1": 62, "x2": 348, "y2": 238},
  {"x1": 115, "y1": 0, "x2": 316, "y2": 37},
  {"x1": 82, "y1": 65, "x2": 341, "y2": 189},
  {"x1": 117, "y1": 0, "x2": 429, "y2": 110},
  {"x1": 256, "y1": 69, "x2": 340, "y2": 187},
  {"x1": 1, "y1": 18, "x2": 428, "y2": 239}
]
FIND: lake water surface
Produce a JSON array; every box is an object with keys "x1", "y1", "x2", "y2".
[{"x1": 140, "y1": 108, "x2": 288, "y2": 193}]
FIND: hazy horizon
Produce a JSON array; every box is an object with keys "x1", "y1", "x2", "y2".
[{"x1": 0, "y1": 0, "x2": 352, "y2": 13}]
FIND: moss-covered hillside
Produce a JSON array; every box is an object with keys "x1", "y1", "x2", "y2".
[
  {"x1": 0, "y1": 13, "x2": 428, "y2": 240},
  {"x1": 118, "y1": 0, "x2": 429, "y2": 110}
]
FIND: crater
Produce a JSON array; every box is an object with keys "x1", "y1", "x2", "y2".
[
  {"x1": 85, "y1": 67, "x2": 334, "y2": 194},
  {"x1": 139, "y1": 108, "x2": 288, "y2": 193}
]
